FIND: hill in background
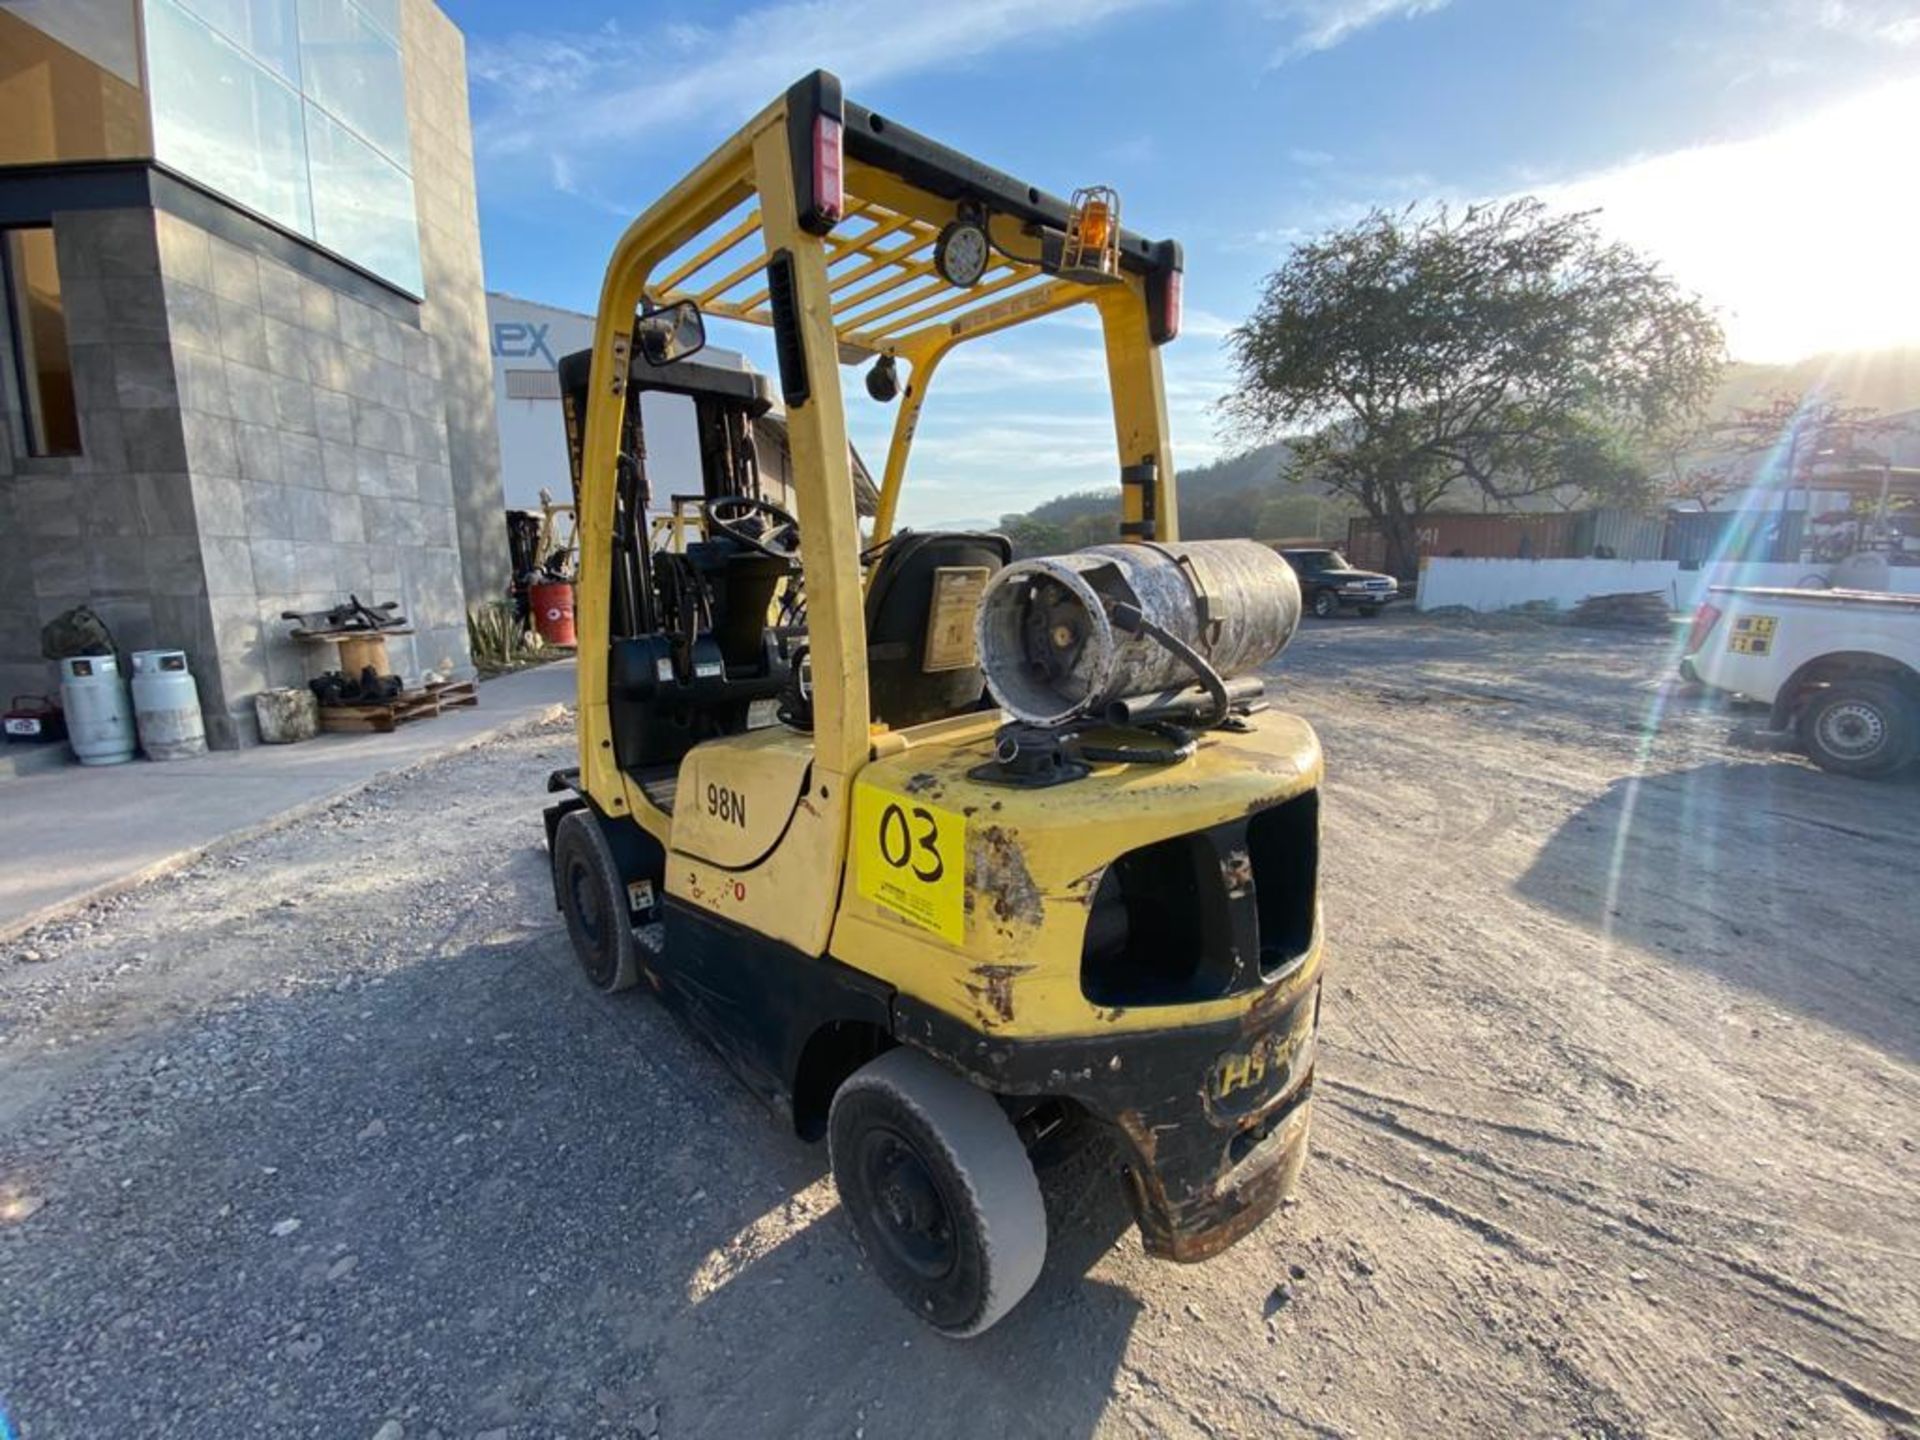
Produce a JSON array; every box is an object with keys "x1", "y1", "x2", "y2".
[{"x1": 990, "y1": 346, "x2": 1920, "y2": 554}]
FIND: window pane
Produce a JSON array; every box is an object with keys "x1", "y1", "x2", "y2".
[
  {"x1": 347, "y1": 0, "x2": 396, "y2": 41},
  {"x1": 170, "y1": 0, "x2": 300, "y2": 81},
  {"x1": 4, "y1": 228, "x2": 82, "y2": 455},
  {"x1": 305, "y1": 102, "x2": 420, "y2": 295},
  {"x1": 1, "y1": 0, "x2": 142, "y2": 83},
  {"x1": 146, "y1": 0, "x2": 312, "y2": 235},
  {"x1": 0, "y1": 2, "x2": 151, "y2": 164},
  {"x1": 297, "y1": 0, "x2": 408, "y2": 167}
]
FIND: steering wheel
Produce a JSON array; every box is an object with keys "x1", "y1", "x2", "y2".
[{"x1": 704, "y1": 495, "x2": 801, "y2": 560}]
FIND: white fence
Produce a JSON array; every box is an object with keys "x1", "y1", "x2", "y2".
[{"x1": 1414, "y1": 558, "x2": 1920, "y2": 615}]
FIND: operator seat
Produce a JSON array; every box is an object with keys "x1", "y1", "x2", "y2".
[
  {"x1": 863, "y1": 531, "x2": 1012, "y2": 729},
  {"x1": 680, "y1": 537, "x2": 793, "y2": 668}
]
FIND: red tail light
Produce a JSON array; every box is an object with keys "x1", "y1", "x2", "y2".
[
  {"x1": 813, "y1": 114, "x2": 844, "y2": 225},
  {"x1": 1685, "y1": 601, "x2": 1722, "y2": 655}
]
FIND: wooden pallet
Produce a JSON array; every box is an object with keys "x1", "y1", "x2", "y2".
[{"x1": 318, "y1": 681, "x2": 478, "y2": 735}]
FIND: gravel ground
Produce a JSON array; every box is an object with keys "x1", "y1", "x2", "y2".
[{"x1": 1, "y1": 614, "x2": 1915, "y2": 1439}]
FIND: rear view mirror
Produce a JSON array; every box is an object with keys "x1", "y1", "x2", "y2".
[{"x1": 636, "y1": 299, "x2": 706, "y2": 366}]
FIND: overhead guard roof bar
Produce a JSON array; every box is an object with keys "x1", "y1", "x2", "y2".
[{"x1": 640, "y1": 70, "x2": 1182, "y2": 360}]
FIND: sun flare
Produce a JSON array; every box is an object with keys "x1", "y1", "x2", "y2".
[{"x1": 1544, "y1": 78, "x2": 1920, "y2": 362}]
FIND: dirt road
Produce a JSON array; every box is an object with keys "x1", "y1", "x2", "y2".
[{"x1": 2, "y1": 616, "x2": 1915, "y2": 1439}]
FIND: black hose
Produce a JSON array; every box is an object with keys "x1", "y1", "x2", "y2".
[
  {"x1": 1069, "y1": 722, "x2": 1196, "y2": 766},
  {"x1": 1104, "y1": 601, "x2": 1233, "y2": 727}
]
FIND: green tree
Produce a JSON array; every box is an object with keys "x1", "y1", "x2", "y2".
[
  {"x1": 1225, "y1": 199, "x2": 1725, "y2": 576},
  {"x1": 996, "y1": 513, "x2": 1070, "y2": 558}
]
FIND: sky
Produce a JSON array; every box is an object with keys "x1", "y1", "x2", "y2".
[{"x1": 451, "y1": 0, "x2": 1920, "y2": 525}]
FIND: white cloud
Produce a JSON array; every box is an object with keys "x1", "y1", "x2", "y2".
[
  {"x1": 471, "y1": 0, "x2": 1168, "y2": 162},
  {"x1": 1262, "y1": 0, "x2": 1451, "y2": 63},
  {"x1": 1181, "y1": 306, "x2": 1238, "y2": 339},
  {"x1": 1791, "y1": 0, "x2": 1920, "y2": 45},
  {"x1": 1532, "y1": 77, "x2": 1920, "y2": 361}
]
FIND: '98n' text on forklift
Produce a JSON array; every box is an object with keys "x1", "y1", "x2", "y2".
[{"x1": 545, "y1": 70, "x2": 1324, "y2": 1335}]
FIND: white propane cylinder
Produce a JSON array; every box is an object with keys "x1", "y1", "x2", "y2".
[
  {"x1": 130, "y1": 649, "x2": 207, "y2": 760},
  {"x1": 59, "y1": 654, "x2": 136, "y2": 766}
]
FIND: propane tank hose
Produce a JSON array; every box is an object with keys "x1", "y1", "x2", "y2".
[{"x1": 1102, "y1": 599, "x2": 1232, "y2": 728}]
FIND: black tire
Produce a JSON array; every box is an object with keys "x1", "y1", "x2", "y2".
[
  {"x1": 552, "y1": 810, "x2": 639, "y2": 991},
  {"x1": 1311, "y1": 588, "x2": 1340, "y2": 620},
  {"x1": 1797, "y1": 680, "x2": 1916, "y2": 778},
  {"x1": 829, "y1": 1048, "x2": 1046, "y2": 1337}
]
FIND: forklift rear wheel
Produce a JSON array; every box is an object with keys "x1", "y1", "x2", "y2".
[
  {"x1": 552, "y1": 810, "x2": 640, "y2": 992},
  {"x1": 829, "y1": 1048, "x2": 1046, "y2": 1337}
]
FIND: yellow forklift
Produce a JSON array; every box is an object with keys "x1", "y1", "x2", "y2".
[{"x1": 545, "y1": 71, "x2": 1324, "y2": 1335}]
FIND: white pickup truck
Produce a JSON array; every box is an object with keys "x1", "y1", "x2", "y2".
[{"x1": 1681, "y1": 586, "x2": 1920, "y2": 778}]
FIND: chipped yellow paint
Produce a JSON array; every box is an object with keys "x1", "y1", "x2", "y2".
[
  {"x1": 571, "y1": 76, "x2": 1317, "y2": 1053},
  {"x1": 828, "y1": 707, "x2": 1323, "y2": 1038}
]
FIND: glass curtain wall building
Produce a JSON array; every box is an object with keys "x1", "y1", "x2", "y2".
[
  {"x1": 0, "y1": 0, "x2": 505, "y2": 747},
  {"x1": 142, "y1": 0, "x2": 420, "y2": 293}
]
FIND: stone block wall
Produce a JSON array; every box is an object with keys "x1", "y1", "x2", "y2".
[
  {"x1": 0, "y1": 0, "x2": 501, "y2": 746},
  {"x1": 0, "y1": 207, "x2": 210, "y2": 716},
  {"x1": 404, "y1": 0, "x2": 510, "y2": 613},
  {"x1": 0, "y1": 202, "x2": 474, "y2": 748},
  {"x1": 152, "y1": 206, "x2": 473, "y2": 744}
]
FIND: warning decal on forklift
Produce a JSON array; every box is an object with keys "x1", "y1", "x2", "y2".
[
  {"x1": 854, "y1": 784, "x2": 966, "y2": 944},
  {"x1": 1728, "y1": 613, "x2": 1777, "y2": 655}
]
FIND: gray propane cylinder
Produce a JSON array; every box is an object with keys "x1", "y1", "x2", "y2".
[
  {"x1": 59, "y1": 654, "x2": 136, "y2": 766},
  {"x1": 975, "y1": 539, "x2": 1303, "y2": 727},
  {"x1": 130, "y1": 649, "x2": 207, "y2": 760}
]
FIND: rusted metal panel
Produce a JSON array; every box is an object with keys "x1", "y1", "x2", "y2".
[{"x1": 1347, "y1": 511, "x2": 1592, "y2": 570}]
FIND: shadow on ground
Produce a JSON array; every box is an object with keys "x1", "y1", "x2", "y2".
[
  {"x1": 0, "y1": 909, "x2": 1143, "y2": 1440},
  {"x1": 1515, "y1": 756, "x2": 1920, "y2": 1063}
]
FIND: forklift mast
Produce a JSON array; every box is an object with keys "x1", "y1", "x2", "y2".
[{"x1": 558, "y1": 344, "x2": 778, "y2": 637}]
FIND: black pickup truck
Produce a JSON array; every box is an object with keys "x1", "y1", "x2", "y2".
[{"x1": 1277, "y1": 548, "x2": 1400, "y2": 619}]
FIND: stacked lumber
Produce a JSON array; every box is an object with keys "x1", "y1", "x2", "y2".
[{"x1": 1570, "y1": 591, "x2": 1671, "y2": 629}]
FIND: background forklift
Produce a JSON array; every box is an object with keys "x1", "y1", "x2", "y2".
[{"x1": 545, "y1": 71, "x2": 1324, "y2": 1335}]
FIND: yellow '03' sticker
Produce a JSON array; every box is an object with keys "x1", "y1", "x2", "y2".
[{"x1": 854, "y1": 784, "x2": 966, "y2": 944}]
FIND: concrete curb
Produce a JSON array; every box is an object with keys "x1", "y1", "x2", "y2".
[{"x1": 1, "y1": 700, "x2": 570, "y2": 947}]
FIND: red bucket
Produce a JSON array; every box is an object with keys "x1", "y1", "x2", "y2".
[{"x1": 530, "y1": 581, "x2": 577, "y2": 647}]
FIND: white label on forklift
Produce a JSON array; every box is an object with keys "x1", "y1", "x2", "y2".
[
  {"x1": 626, "y1": 879, "x2": 655, "y2": 913},
  {"x1": 694, "y1": 660, "x2": 723, "y2": 679},
  {"x1": 655, "y1": 657, "x2": 674, "y2": 684},
  {"x1": 854, "y1": 784, "x2": 966, "y2": 945}
]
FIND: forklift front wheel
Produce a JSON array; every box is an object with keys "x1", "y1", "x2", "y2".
[
  {"x1": 829, "y1": 1048, "x2": 1046, "y2": 1338},
  {"x1": 552, "y1": 810, "x2": 640, "y2": 993}
]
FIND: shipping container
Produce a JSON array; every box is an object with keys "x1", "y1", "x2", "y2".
[
  {"x1": 1346, "y1": 511, "x2": 1585, "y2": 575},
  {"x1": 1661, "y1": 509, "x2": 1806, "y2": 567},
  {"x1": 1571, "y1": 508, "x2": 1666, "y2": 560}
]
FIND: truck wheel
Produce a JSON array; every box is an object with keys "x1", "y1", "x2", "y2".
[
  {"x1": 829, "y1": 1048, "x2": 1046, "y2": 1337},
  {"x1": 1311, "y1": 589, "x2": 1339, "y2": 620},
  {"x1": 552, "y1": 810, "x2": 639, "y2": 992},
  {"x1": 1798, "y1": 681, "x2": 1916, "y2": 778}
]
